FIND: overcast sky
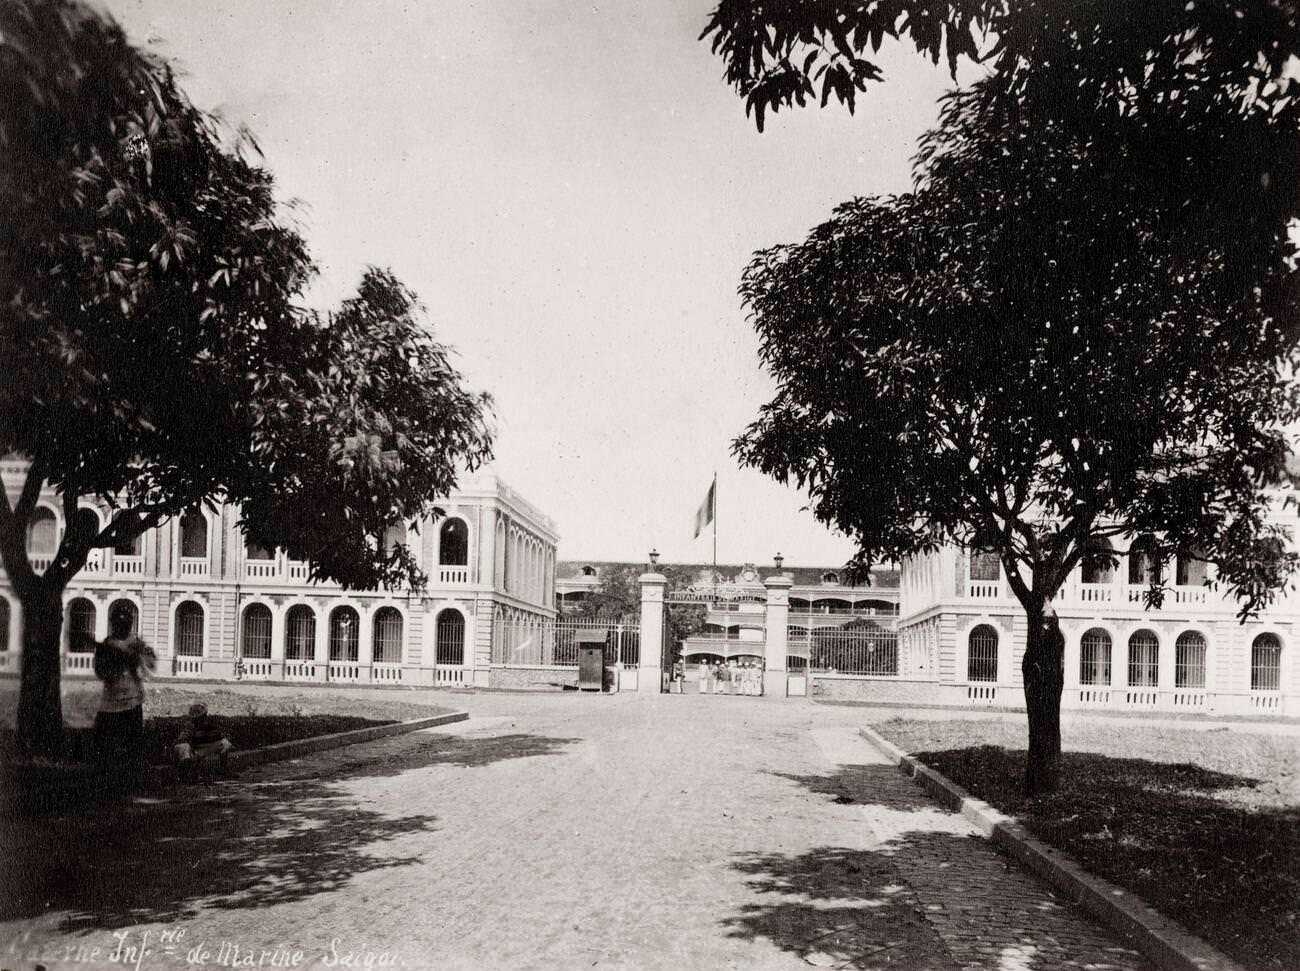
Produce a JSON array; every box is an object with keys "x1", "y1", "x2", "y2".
[{"x1": 106, "y1": 0, "x2": 960, "y2": 567}]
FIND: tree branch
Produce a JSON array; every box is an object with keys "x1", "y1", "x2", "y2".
[
  {"x1": 0, "y1": 481, "x2": 36, "y2": 594},
  {"x1": 14, "y1": 455, "x2": 47, "y2": 525}
]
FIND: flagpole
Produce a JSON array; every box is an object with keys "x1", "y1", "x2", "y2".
[{"x1": 712, "y1": 471, "x2": 717, "y2": 588}]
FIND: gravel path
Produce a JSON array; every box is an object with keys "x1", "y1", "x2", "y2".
[{"x1": 2, "y1": 692, "x2": 1149, "y2": 970}]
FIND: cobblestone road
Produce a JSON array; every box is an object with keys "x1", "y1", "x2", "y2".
[{"x1": 2, "y1": 692, "x2": 1149, "y2": 971}]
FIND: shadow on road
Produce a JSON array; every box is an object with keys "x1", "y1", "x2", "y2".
[
  {"x1": 725, "y1": 844, "x2": 960, "y2": 971},
  {"x1": 770, "y1": 764, "x2": 936, "y2": 811},
  {"x1": 313, "y1": 731, "x2": 582, "y2": 781},
  {"x1": 728, "y1": 765, "x2": 1109, "y2": 970},
  {"x1": 0, "y1": 730, "x2": 579, "y2": 929}
]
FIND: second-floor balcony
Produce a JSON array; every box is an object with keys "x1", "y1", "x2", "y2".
[
  {"x1": 438, "y1": 565, "x2": 470, "y2": 584},
  {"x1": 179, "y1": 556, "x2": 209, "y2": 578},
  {"x1": 114, "y1": 554, "x2": 144, "y2": 576},
  {"x1": 961, "y1": 577, "x2": 1218, "y2": 612}
]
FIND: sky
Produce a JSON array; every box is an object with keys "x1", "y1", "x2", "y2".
[{"x1": 105, "y1": 0, "x2": 961, "y2": 567}]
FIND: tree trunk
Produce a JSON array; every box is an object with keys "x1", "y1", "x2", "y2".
[
  {"x1": 1021, "y1": 600, "x2": 1065, "y2": 795},
  {"x1": 16, "y1": 586, "x2": 66, "y2": 759}
]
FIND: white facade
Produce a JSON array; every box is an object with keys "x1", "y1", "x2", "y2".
[
  {"x1": 0, "y1": 457, "x2": 558, "y2": 689},
  {"x1": 896, "y1": 501, "x2": 1299, "y2": 717}
]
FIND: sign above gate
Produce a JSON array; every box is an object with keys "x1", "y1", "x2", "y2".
[{"x1": 663, "y1": 564, "x2": 768, "y2": 605}]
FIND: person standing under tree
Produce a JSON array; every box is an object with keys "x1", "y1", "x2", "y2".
[{"x1": 93, "y1": 602, "x2": 157, "y2": 788}]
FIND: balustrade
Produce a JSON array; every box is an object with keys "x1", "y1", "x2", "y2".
[
  {"x1": 327, "y1": 662, "x2": 361, "y2": 682},
  {"x1": 284, "y1": 660, "x2": 318, "y2": 681},
  {"x1": 434, "y1": 664, "x2": 465, "y2": 685},
  {"x1": 114, "y1": 555, "x2": 144, "y2": 576},
  {"x1": 438, "y1": 565, "x2": 470, "y2": 584},
  {"x1": 179, "y1": 557, "x2": 208, "y2": 578},
  {"x1": 245, "y1": 560, "x2": 279, "y2": 580}
]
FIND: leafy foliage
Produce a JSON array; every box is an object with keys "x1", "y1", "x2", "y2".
[
  {"x1": 570, "y1": 563, "x2": 707, "y2": 657},
  {"x1": 0, "y1": 0, "x2": 492, "y2": 595},
  {"x1": 0, "y1": 0, "x2": 492, "y2": 753},
  {"x1": 236, "y1": 269, "x2": 493, "y2": 591},
  {"x1": 709, "y1": 1, "x2": 1300, "y2": 792},
  {"x1": 702, "y1": 1, "x2": 1300, "y2": 145},
  {"x1": 713, "y1": 2, "x2": 1300, "y2": 618}
]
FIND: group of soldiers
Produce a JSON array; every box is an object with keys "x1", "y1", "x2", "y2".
[{"x1": 692, "y1": 658, "x2": 764, "y2": 696}]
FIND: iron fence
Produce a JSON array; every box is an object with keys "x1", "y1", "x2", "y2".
[
  {"x1": 788, "y1": 626, "x2": 898, "y2": 676},
  {"x1": 493, "y1": 616, "x2": 640, "y2": 667}
]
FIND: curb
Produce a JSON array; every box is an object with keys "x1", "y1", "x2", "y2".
[
  {"x1": 858, "y1": 724, "x2": 1247, "y2": 971},
  {"x1": 150, "y1": 710, "x2": 469, "y2": 786}
]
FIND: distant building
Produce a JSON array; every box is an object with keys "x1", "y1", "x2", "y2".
[
  {"x1": 557, "y1": 558, "x2": 899, "y2": 660},
  {"x1": 0, "y1": 457, "x2": 557, "y2": 688}
]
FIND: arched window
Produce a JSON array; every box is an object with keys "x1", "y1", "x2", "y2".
[
  {"x1": 180, "y1": 512, "x2": 207, "y2": 559},
  {"x1": 435, "y1": 609, "x2": 465, "y2": 666},
  {"x1": 1081, "y1": 536, "x2": 1114, "y2": 584},
  {"x1": 1251, "y1": 634, "x2": 1282, "y2": 692},
  {"x1": 580, "y1": 564, "x2": 596, "y2": 577},
  {"x1": 329, "y1": 606, "x2": 359, "y2": 661},
  {"x1": 245, "y1": 542, "x2": 274, "y2": 561},
  {"x1": 1175, "y1": 631, "x2": 1207, "y2": 688},
  {"x1": 242, "y1": 604, "x2": 272, "y2": 659},
  {"x1": 821, "y1": 571, "x2": 839, "y2": 585},
  {"x1": 1127, "y1": 535, "x2": 1162, "y2": 586},
  {"x1": 1080, "y1": 628, "x2": 1112, "y2": 685},
  {"x1": 967, "y1": 625, "x2": 998, "y2": 682},
  {"x1": 1175, "y1": 551, "x2": 1207, "y2": 587},
  {"x1": 373, "y1": 608, "x2": 404, "y2": 663},
  {"x1": 0, "y1": 598, "x2": 9, "y2": 652},
  {"x1": 66, "y1": 597, "x2": 96, "y2": 651},
  {"x1": 27, "y1": 507, "x2": 58, "y2": 554},
  {"x1": 1128, "y1": 629, "x2": 1159, "y2": 687},
  {"x1": 968, "y1": 547, "x2": 1000, "y2": 582},
  {"x1": 108, "y1": 599, "x2": 139, "y2": 638},
  {"x1": 440, "y1": 519, "x2": 468, "y2": 566},
  {"x1": 175, "y1": 601, "x2": 204, "y2": 656},
  {"x1": 285, "y1": 605, "x2": 316, "y2": 660}
]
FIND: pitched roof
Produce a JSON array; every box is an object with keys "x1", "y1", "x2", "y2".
[{"x1": 555, "y1": 560, "x2": 899, "y2": 589}]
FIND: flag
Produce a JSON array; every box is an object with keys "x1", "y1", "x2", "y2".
[{"x1": 693, "y1": 479, "x2": 715, "y2": 539}]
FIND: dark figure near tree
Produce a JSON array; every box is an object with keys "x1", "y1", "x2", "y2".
[{"x1": 93, "y1": 602, "x2": 156, "y2": 789}]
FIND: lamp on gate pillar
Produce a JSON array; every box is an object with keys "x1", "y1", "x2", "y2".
[
  {"x1": 773, "y1": 553, "x2": 784, "y2": 570},
  {"x1": 648, "y1": 548, "x2": 660, "y2": 567}
]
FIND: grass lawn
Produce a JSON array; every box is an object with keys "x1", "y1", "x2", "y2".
[
  {"x1": 1, "y1": 680, "x2": 454, "y2": 766},
  {"x1": 873, "y1": 717, "x2": 1300, "y2": 971}
]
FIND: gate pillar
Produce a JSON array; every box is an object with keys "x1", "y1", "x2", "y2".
[
  {"x1": 638, "y1": 572, "x2": 667, "y2": 693},
  {"x1": 763, "y1": 574, "x2": 793, "y2": 697}
]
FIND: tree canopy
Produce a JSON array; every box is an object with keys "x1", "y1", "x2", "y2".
[
  {"x1": 735, "y1": 82, "x2": 1300, "y2": 618},
  {"x1": 708, "y1": 0, "x2": 1300, "y2": 792},
  {"x1": 0, "y1": 0, "x2": 493, "y2": 754},
  {"x1": 570, "y1": 563, "x2": 707, "y2": 656}
]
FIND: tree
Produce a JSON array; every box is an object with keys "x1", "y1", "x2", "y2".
[
  {"x1": 0, "y1": 0, "x2": 492, "y2": 757},
  {"x1": 571, "y1": 562, "x2": 706, "y2": 664},
  {"x1": 709, "y1": 3, "x2": 1300, "y2": 793}
]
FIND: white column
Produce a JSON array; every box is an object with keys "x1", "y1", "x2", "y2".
[
  {"x1": 314, "y1": 606, "x2": 329, "y2": 675},
  {"x1": 638, "y1": 572, "x2": 666, "y2": 694},
  {"x1": 358, "y1": 606, "x2": 374, "y2": 677},
  {"x1": 269, "y1": 607, "x2": 283, "y2": 662},
  {"x1": 763, "y1": 575, "x2": 793, "y2": 697}
]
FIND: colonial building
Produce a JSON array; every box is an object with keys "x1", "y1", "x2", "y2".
[
  {"x1": 894, "y1": 500, "x2": 1299, "y2": 717},
  {"x1": 0, "y1": 457, "x2": 558, "y2": 688}
]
